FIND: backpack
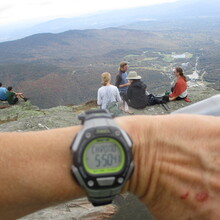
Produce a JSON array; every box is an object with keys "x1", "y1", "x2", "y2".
[
  {"x1": 148, "y1": 94, "x2": 169, "y2": 111},
  {"x1": 106, "y1": 101, "x2": 124, "y2": 117}
]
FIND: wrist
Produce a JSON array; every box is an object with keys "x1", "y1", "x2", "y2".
[
  {"x1": 71, "y1": 110, "x2": 134, "y2": 206},
  {"x1": 115, "y1": 116, "x2": 160, "y2": 199}
]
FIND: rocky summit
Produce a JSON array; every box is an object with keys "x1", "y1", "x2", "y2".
[
  {"x1": 0, "y1": 82, "x2": 218, "y2": 133},
  {"x1": 0, "y1": 83, "x2": 219, "y2": 220}
]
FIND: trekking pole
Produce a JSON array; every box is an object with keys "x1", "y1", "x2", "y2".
[
  {"x1": 172, "y1": 95, "x2": 220, "y2": 116},
  {"x1": 161, "y1": 103, "x2": 169, "y2": 112}
]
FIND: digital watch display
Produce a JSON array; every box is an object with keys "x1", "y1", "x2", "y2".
[
  {"x1": 83, "y1": 138, "x2": 125, "y2": 175},
  {"x1": 70, "y1": 109, "x2": 134, "y2": 206}
]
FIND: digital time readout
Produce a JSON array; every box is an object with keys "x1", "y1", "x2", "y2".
[{"x1": 83, "y1": 138, "x2": 125, "y2": 174}]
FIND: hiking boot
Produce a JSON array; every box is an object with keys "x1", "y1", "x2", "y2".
[
  {"x1": 162, "y1": 95, "x2": 170, "y2": 103},
  {"x1": 23, "y1": 97, "x2": 29, "y2": 102},
  {"x1": 184, "y1": 97, "x2": 191, "y2": 103}
]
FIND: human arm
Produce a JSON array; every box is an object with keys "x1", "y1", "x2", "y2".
[
  {"x1": 0, "y1": 115, "x2": 220, "y2": 219},
  {"x1": 0, "y1": 127, "x2": 85, "y2": 220},
  {"x1": 115, "y1": 74, "x2": 121, "y2": 88},
  {"x1": 11, "y1": 90, "x2": 22, "y2": 96},
  {"x1": 169, "y1": 96, "x2": 178, "y2": 101},
  {"x1": 119, "y1": 83, "x2": 130, "y2": 88},
  {"x1": 120, "y1": 115, "x2": 220, "y2": 220},
  {"x1": 127, "y1": 86, "x2": 132, "y2": 99},
  {"x1": 115, "y1": 88, "x2": 122, "y2": 102},
  {"x1": 97, "y1": 89, "x2": 102, "y2": 106},
  {"x1": 115, "y1": 74, "x2": 130, "y2": 88},
  {"x1": 169, "y1": 84, "x2": 179, "y2": 101},
  {"x1": 169, "y1": 79, "x2": 187, "y2": 101}
]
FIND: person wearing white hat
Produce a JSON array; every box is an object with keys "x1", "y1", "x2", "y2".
[{"x1": 125, "y1": 71, "x2": 150, "y2": 109}]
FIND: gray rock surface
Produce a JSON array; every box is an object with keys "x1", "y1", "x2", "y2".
[
  {"x1": 0, "y1": 102, "x2": 80, "y2": 132},
  {"x1": 20, "y1": 198, "x2": 117, "y2": 220},
  {"x1": 0, "y1": 83, "x2": 218, "y2": 132}
]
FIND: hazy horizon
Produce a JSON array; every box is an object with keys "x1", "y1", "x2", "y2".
[
  {"x1": 0, "y1": 0, "x2": 219, "y2": 43},
  {"x1": 0, "y1": 0, "x2": 178, "y2": 28}
]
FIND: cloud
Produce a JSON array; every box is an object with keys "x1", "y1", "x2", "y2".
[
  {"x1": 0, "y1": 0, "x2": 178, "y2": 26},
  {"x1": 0, "y1": 5, "x2": 11, "y2": 13}
]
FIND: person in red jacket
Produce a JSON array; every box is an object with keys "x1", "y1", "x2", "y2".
[{"x1": 169, "y1": 67, "x2": 190, "y2": 102}]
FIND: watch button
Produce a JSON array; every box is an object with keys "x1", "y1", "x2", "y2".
[
  {"x1": 117, "y1": 177, "x2": 124, "y2": 184},
  {"x1": 88, "y1": 180, "x2": 95, "y2": 187},
  {"x1": 115, "y1": 130, "x2": 121, "y2": 137},
  {"x1": 96, "y1": 177, "x2": 115, "y2": 186},
  {"x1": 85, "y1": 132, "x2": 92, "y2": 139}
]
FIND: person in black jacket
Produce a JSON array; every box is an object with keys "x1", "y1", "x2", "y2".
[{"x1": 125, "y1": 71, "x2": 150, "y2": 109}]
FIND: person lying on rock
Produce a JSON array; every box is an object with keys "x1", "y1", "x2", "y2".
[
  {"x1": 169, "y1": 67, "x2": 190, "y2": 102},
  {"x1": 0, "y1": 114, "x2": 219, "y2": 220},
  {"x1": 97, "y1": 72, "x2": 121, "y2": 109},
  {"x1": 6, "y1": 86, "x2": 29, "y2": 105},
  {"x1": 0, "y1": 82, "x2": 7, "y2": 101}
]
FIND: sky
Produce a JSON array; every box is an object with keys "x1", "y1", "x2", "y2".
[{"x1": 0, "y1": 0, "x2": 178, "y2": 27}]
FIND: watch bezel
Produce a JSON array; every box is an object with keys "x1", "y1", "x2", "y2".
[{"x1": 71, "y1": 126, "x2": 133, "y2": 190}]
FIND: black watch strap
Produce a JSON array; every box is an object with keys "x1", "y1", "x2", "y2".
[{"x1": 78, "y1": 109, "x2": 114, "y2": 125}]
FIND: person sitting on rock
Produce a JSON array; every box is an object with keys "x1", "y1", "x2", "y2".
[
  {"x1": 169, "y1": 67, "x2": 190, "y2": 102},
  {"x1": 115, "y1": 61, "x2": 130, "y2": 98},
  {"x1": 6, "y1": 86, "x2": 28, "y2": 105},
  {"x1": 125, "y1": 71, "x2": 150, "y2": 109},
  {"x1": 97, "y1": 72, "x2": 121, "y2": 109},
  {"x1": 0, "y1": 82, "x2": 7, "y2": 101}
]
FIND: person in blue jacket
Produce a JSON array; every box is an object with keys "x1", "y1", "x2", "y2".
[
  {"x1": 115, "y1": 62, "x2": 130, "y2": 98},
  {"x1": 0, "y1": 82, "x2": 7, "y2": 101}
]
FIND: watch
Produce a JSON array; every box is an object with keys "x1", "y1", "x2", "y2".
[{"x1": 70, "y1": 109, "x2": 134, "y2": 206}]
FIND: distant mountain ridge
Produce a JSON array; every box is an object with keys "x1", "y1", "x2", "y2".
[
  {"x1": 0, "y1": 27, "x2": 178, "y2": 108},
  {"x1": 0, "y1": 28, "x2": 171, "y2": 64},
  {"x1": 1, "y1": 0, "x2": 220, "y2": 42}
]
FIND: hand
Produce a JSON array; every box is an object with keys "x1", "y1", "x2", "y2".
[
  {"x1": 169, "y1": 96, "x2": 177, "y2": 101},
  {"x1": 117, "y1": 115, "x2": 220, "y2": 220}
]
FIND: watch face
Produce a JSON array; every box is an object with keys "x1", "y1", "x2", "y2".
[{"x1": 83, "y1": 137, "x2": 125, "y2": 175}]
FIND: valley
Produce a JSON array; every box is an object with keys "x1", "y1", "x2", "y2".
[{"x1": 0, "y1": 19, "x2": 219, "y2": 108}]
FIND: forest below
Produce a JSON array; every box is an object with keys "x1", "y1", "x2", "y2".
[{"x1": 0, "y1": 18, "x2": 219, "y2": 108}]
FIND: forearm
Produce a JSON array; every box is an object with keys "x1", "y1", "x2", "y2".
[
  {"x1": 118, "y1": 115, "x2": 220, "y2": 220},
  {"x1": 97, "y1": 97, "x2": 101, "y2": 106},
  {"x1": 0, "y1": 115, "x2": 220, "y2": 220},
  {"x1": 0, "y1": 126, "x2": 85, "y2": 219},
  {"x1": 119, "y1": 83, "x2": 129, "y2": 88},
  {"x1": 0, "y1": 116, "x2": 153, "y2": 219}
]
